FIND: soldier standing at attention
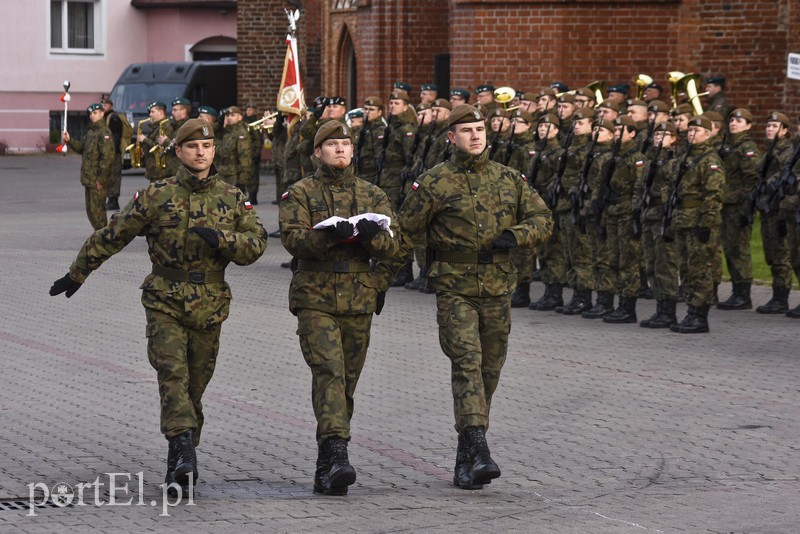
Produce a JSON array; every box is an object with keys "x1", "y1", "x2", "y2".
[
  {"x1": 218, "y1": 106, "x2": 254, "y2": 194},
  {"x1": 101, "y1": 98, "x2": 124, "y2": 211},
  {"x1": 717, "y1": 109, "x2": 760, "y2": 310},
  {"x1": 280, "y1": 121, "x2": 398, "y2": 495},
  {"x1": 166, "y1": 97, "x2": 192, "y2": 176},
  {"x1": 420, "y1": 84, "x2": 438, "y2": 105},
  {"x1": 449, "y1": 89, "x2": 470, "y2": 107},
  {"x1": 666, "y1": 116, "x2": 724, "y2": 333},
  {"x1": 63, "y1": 102, "x2": 115, "y2": 230},
  {"x1": 355, "y1": 96, "x2": 387, "y2": 185},
  {"x1": 50, "y1": 118, "x2": 268, "y2": 494},
  {"x1": 705, "y1": 76, "x2": 732, "y2": 120},
  {"x1": 244, "y1": 103, "x2": 263, "y2": 205},
  {"x1": 377, "y1": 105, "x2": 552, "y2": 490},
  {"x1": 474, "y1": 85, "x2": 497, "y2": 117},
  {"x1": 138, "y1": 101, "x2": 174, "y2": 183}
]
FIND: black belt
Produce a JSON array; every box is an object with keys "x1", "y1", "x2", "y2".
[
  {"x1": 152, "y1": 265, "x2": 225, "y2": 283},
  {"x1": 433, "y1": 250, "x2": 510, "y2": 264},
  {"x1": 296, "y1": 260, "x2": 371, "y2": 273}
]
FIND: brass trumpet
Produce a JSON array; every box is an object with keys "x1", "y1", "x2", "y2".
[
  {"x1": 247, "y1": 112, "x2": 279, "y2": 130},
  {"x1": 125, "y1": 118, "x2": 151, "y2": 169},
  {"x1": 667, "y1": 71, "x2": 686, "y2": 108}
]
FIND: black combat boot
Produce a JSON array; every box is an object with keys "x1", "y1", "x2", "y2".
[
  {"x1": 405, "y1": 267, "x2": 428, "y2": 291},
  {"x1": 314, "y1": 438, "x2": 356, "y2": 495},
  {"x1": 510, "y1": 283, "x2": 531, "y2": 308},
  {"x1": 391, "y1": 262, "x2": 414, "y2": 287},
  {"x1": 170, "y1": 430, "x2": 198, "y2": 487},
  {"x1": 672, "y1": 304, "x2": 710, "y2": 333},
  {"x1": 641, "y1": 300, "x2": 677, "y2": 328},
  {"x1": 717, "y1": 282, "x2": 752, "y2": 310},
  {"x1": 786, "y1": 302, "x2": 800, "y2": 318},
  {"x1": 534, "y1": 283, "x2": 563, "y2": 311},
  {"x1": 677, "y1": 285, "x2": 686, "y2": 303},
  {"x1": 638, "y1": 269, "x2": 654, "y2": 299},
  {"x1": 581, "y1": 291, "x2": 614, "y2": 319},
  {"x1": 105, "y1": 197, "x2": 120, "y2": 211},
  {"x1": 453, "y1": 434, "x2": 483, "y2": 490},
  {"x1": 556, "y1": 289, "x2": 578, "y2": 313},
  {"x1": 463, "y1": 427, "x2": 501, "y2": 484},
  {"x1": 712, "y1": 283, "x2": 719, "y2": 305},
  {"x1": 561, "y1": 289, "x2": 593, "y2": 315},
  {"x1": 603, "y1": 296, "x2": 637, "y2": 323},
  {"x1": 756, "y1": 286, "x2": 790, "y2": 314},
  {"x1": 528, "y1": 284, "x2": 549, "y2": 310},
  {"x1": 248, "y1": 191, "x2": 258, "y2": 205}
]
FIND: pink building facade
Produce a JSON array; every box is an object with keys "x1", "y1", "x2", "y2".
[{"x1": 0, "y1": 0, "x2": 236, "y2": 153}]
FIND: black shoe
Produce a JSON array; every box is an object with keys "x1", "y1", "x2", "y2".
[
  {"x1": 638, "y1": 286, "x2": 654, "y2": 300},
  {"x1": 786, "y1": 303, "x2": 800, "y2": 318},
  {"x1": 510, "y1": 283, "x2": 531, "y2": 308},
  {"x1": 603, "y1": 296, "x2": 637, "y2": 323},
  {"x1": 463, "y1": 427, "x2": 501, "y2": 484},
  {"x1": 269, "y1": 229, "x2": 281, "y2": 238},
  {"x1": 391, "y1": 263, "x2": 414, "y2": 287},
  {"x1": 280, "y1": 261, "x2": 291, "y2": 269},
  {"x1": 756, "y1": 287, "x2": 790, "y2": 314},
  {"x1": 717, "y1": 282, "x2": 752, "y2": 310},
  {"x1": 105, "y1": 197, "x2": 120, "y2": 211},
  {"x1": 671, "y1": 305, "x2": 710, "y2": 333},
  {"x1": 169, "y1": 430, "x2": 198, "y2": 488},
  {"x1": 677, "y1": 285, "x2": 686, "y2": 303},
  {"x1": 532, "y1": 283, "x2": 563, "y2": 311},
  {"x1": 581, "y1": 291, "x2": 614, "y2": 319},
  {"x1": 405, "y1": 268, "x2": 428, "y2": 290},
  {"x1": 453, "y1": 434, "x2": 483, "y2": 490},
  {"x1": 531, "y1": 269, "x2": 542, "y2": 282},
  {"x1": 640, "y1": 300, "x2": 677, "y2": 328},
  {"x1": 314, "y1": 438, "x2": 356, "y2": 495},
  {"x1": 561, "y1": 290, "x2": 592, "y2": 315},
  {"x1": 420, "y1": 282, "x2": 436, "y2": 294}
]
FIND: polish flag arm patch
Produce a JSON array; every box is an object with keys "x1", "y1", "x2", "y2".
[
  {"x1": 521, "y1": 174, "x2": 528, "y2": 182},
  {"x1": 412, "y1": 181, "x2": 420, "y2": 191},
  {"x1": 745, "y1": 151, "x2": 756, "y2": 157},
  {"x1": 133, "y1": 191, "x2": 140, "y2": 202},
  {"x1": 244, "y1": 201, "x2": 253, "y2": 210},
  {"x1": 710, "y1": 164, "x2": 720, "y2": 171},
  {"x1": 406, "y1": 132, "x2": 414, "y2": 137},
  {"x1": 281, "y1": 191, "x2": 289, "y2": 201},
  {"x1": 635, "y1": 160, "x2": 645, "y2": 167}
]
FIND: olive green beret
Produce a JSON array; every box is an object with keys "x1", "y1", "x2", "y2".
[
  {"x1": 433, "y1": 98, "x2": 453, "y2": 110},
  {"x1": 86, "y1": 103, "x2": 103, "y2": 113},
  {"x1": 450, "y1": 89, "x2": 470, "y2": 100},
  {"x1": 475, "y1": 84, "x2": 495, "y2": 94},
  {"x1": 174, "y1": 118, "x2": 215, "y2": 145},
  {"x1": 537, "y1": 113, "x2": 560, "y2": 126},
  {"x1": 421, "y1": 83, "x2": 438, "y2": 92},
  {"x1": 148, "y1": 101, "x2": 167, "y2": 111},
  {"x1": 512, "y1": 109, "x2": 534, "y2": 124},
  {"x1": 653, "y1": 121, "x2": 677, "y2": 135},
  {"x1": 171, "y1": 97, "x2": 191, "y2": 108},
  {"x1": 766, "y1": 111, "x2": 791, "y2": 128},
  {"x1": 594, "y1": 119, "x2": 615, "y2": 133},
  {"x1": 314, "y1": 120, "x2": 352, "y2": 148},
  {"x1": 573, "y1": 107, "x2": 596, "y2": 120},
  {"x1": 557, "y1": 93, "x2": 575, "y2": 104},
  {"x1": 688, "y1": 115, "x2": 712, "y2": 130},
  {"x1": 389, "y1": 89, "x2": 410, "y2": 103},
  {"x1": 364, "y1": 96, "x2": 383, "y2": 108},
  {"x1": 614, "y1": 116, "x2": 637, "y2": 129},
  {"x1": 673, "y1": 103, "x2": 694, "y2": 116},
  {"x1": 598, "y1": 100, "x2": 620, "y2": 112},
  {"x1": 702, "y1": 111, "x2": 724, "y2": 124},
  {"x1": 393, "y1": 82, "x2": 412, "y2": 92},
  {"x1": 647, "y1": 100, "x2": 670, "y2": 113},
  {"x1": 628, "y1": 99, "x2": 647, "y2": 108},
  {"x1": 197, "y1": 105, "x2": 218, "y2": 117},
  {"x1": 729, "y1": 108, "x2": 753, "y2": 122},
  {"x1": 447, "y1": 105, "x2": 484, "y2": 128}
]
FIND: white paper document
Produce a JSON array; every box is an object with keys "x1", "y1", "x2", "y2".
[{"x1": 312, "y1": 213, "x2": 394, "y2": 237}]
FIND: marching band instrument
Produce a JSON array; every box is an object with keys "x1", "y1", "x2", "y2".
[
  {"x1": 586, "y1": 80, "x2": 606, "y2": 107},
  {"x1": 635, "y1": 74, "x2": 653, "y2": 100},
  {"x1": 667, "y1": 71, "x2": 686, "y2": 108},
  {"x1": 148, "y1": 118, "x2": 170, "y2": 170},
  {"x1": 493, "y1": 86, "x2": 517, "y2": 110},
  {"x1": 125, "y1": 118, "x2": 150, "y2": 169},
  {"x1": 247, "y1": 112, "x2": 279, "y2": 130},
  {"x1": 677, "y1": 73, "x2": 705, "y2": 116}
]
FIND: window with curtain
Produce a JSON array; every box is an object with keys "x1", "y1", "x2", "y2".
[{"x1": 50, "y1": 0, "x2": 99, "y2": 52}]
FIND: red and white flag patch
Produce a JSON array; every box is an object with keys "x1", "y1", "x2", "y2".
[
  {"x1": 412, "y1": 181, "x2": 420, "y2": 191},
  {"x1": 406, "y1": 132, "x2": 414, "y2": 137},
  {"x1": 746, "y1": 151, "x2": 755, "y2": 157},
  {"x1": 710, "y1": 164, "x2": 719, "y2": 171},
  {"x1": 244, "y1": 201, "x2": 253, "y2": 210},
  {"x1": 635, "y1": 160, "x2": 645, "y2": 167},
  {"x1": 133, "y1": 191, "x2": 140, "y2": 201},
  {"x1": 521, "y1": 174, "x2": 528, "y2": 182},
  {"x1": 281, "y1": 191, "x2": 289, "y2": 201}
]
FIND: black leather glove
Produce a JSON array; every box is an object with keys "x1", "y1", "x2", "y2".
[
  {"x1": 327, "y1": 220, "x2": 355, "y2": 241},
  {"x1": 694, "y1": 227, "x2": 711, "y2": 244},
  {"x1": 191, "y1": 227, "x2": 221, "y2": 249},
  {"x1": 491, "y1": 231, "x2": 517, "y2": 250},
  {"x1": 356, "y1": 219, "x2": 381, "y2": 241},
  {"x1": 313, "y1": 96, "x2": 328, "y2": 119},
  {"x1": 375, "y1": 291, "x2": 386, "y2": 315},
  {"x1": 49, "y1": 273, "x2": 82, "y2": 298}
]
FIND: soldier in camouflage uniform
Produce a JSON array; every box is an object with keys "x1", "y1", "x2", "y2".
[
  {"x1": 487, "y1": 108, "x2": 512, "y2": 163},
  {"x1": 101, "y1": 98, "x2": 124, "y2": 211},
  {"x1": 664, "y1": 116, "x2": 725, "y2": 333},
  {"x1": 265, "y1": 111, "x2": 288, "y2": 203},
  {"x1": 51, "y1": 118, "x2": 268, "y2": 494},
  {"x1": 299, "y1": 96, "x2": 348, "y2": 176},
  {"x1": 424, "y1": 99, "x2": 453, "y2": 170},
  {"x1": 556, "y1": 93, "x2": 576, "y2": 144},
  {"x1": 165, "y1": 97, "x2": 191, "y2": 177},
  {"x1": 606, "y1": 84, "x2": 629, "y2": 115},
  {"x1": 474, "y1": 84, "x2": 497, "y2": 117},
  {"x1": 244, "y1": 104, "x2": 263, "y2": 204},
  {"x1": 786, "y1": 157, "x2": 800, "y2": 318},
  {"x1": 63, "y1": 103, "x2": 115, "y2": 230},
  {"x1": 705, "y1": 76, "x2": 732, "y2": 121},
  {"x1": 717, "y1": 108, "x2": 760, "y2": 310},
  {"x1": 137, "y1": 101, "x2": 174, "y2": 183},
  {"x1": 636, "y1": 121, "x2": 680, "y2": 328},
  {"x1": 754, "y1": 112, "x2": 798, "y2": 314},
  {"x1": 354, "y1": 96, "x2": 387, "y2": 185},
  {"x1": 449, "y1": 88, "x2": 470, "y2": 108},
  {"x1": 283, "y1": 112, "x2": 308, "y2": 189},
  {"x1": 377, "y1": 105, "x2": 553, "y2": 490},
  {"x1": 217, "y1": 106, "x2": 254, "y2": 193},
  {"x1": 280, "y1": 121, "x2": 399, "y2": 495}
]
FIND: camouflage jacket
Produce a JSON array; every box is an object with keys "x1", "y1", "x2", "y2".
[
  {"x1": 706, "y1": 93, "x2": 732, "y2": 120},
  {"x1": 593, "y1": 141, "x2": 646, "y2": 216},
  {"x1": 503, "y1": 129, "x2": 536, "y2": 176},
  {"x1": 424, "y1": 123, "x2": 450, "y2": 170},
  {"x1": 280, "y1": 163, "x2": 399, "y2": 315},
  {"x1": 378, "y1": 148, "x2": 553, "y2": 297},
  {"x1": 528, "y1": 137, "x2": 565, "y2": 206},
  {"x1": 758, "y1": 137, "x2": 796, "y2": 212},
  {"x1": 663, "y1": 139, "x2": 724, "y2": 230},
  {"x1": 66, "y1": 120, "x2": 115, "y2": 188},
  {"x1": 720, "y1": 131, "x2": 760, "y2": 205},
  {"x1": 165, "y1": 118, "x2": 188, "y2": 177},
  {"x1": 283, "y1": 118, "x2": 305, "y2": 186},
  {"x1": 139, "y1": 118, "x2": 173, "y2": 182},
  {"x1": 68, "y1": 166, "x2": 268, "y2": 328},
  {"x1": 218, "y1": 121, "x2": 254, "y2": 185},
  {"x1": 633, "y1": 148, "x2": 676, "y2": 222},
  {"x1": 554, "y1": 133, "x2": 589, "y2": 213},
  {"x1": 574, "y1": 141, "x2": 613, "y2": 218},
  {"x1": 488, "y1": 129, "x2": 512, "y2": 163},
  {"x1": 267, "y1": 118, "x2": 288, "y2": 169},
  {"x1": 354, "y1": 118, "x2": 387, "y2": 184},
  {"x1": 379, "y1": 113, "x2": 417, "y2": 189}
]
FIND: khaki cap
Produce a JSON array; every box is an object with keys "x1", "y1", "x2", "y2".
[
  {"x1": 537, "y1": 113, "x2": 560, "y2": 126},
  {"x1": 702, "y1": 111, "x2": 724, "y2": 124},
  {"x1": 673, "y1": 103, "x2": 694, "y2": 117},
  {"x1": 653, "y1": 120, "x2": 677, "y2": 135},
  {"x1": 557, "y1": 93, "x2": 575, "y2": 104},
  {"x1": 573, "y1": 107, "x2": 596, "y2": 120},
  {"x1": 594, "y1": 119, "x2": 615, "y2": 133},
  {"x1": 174, "y1": 118, "x2": 215, "y2": 145},
  {"x1": 729, "y1": 108, "x2": 753, "y2": 122},
  {"x1": 689, "y1": 116, "x2": 713, "y2": 130},
  {"x1": 432, "y1": 98, "x2": 453, "y2": 110},
  {"x1": 767, "y1": 111, "x2": 791, "y2": 128},
  {"x1": 614, "y1": 116, "x2": 637, "y2": 129},
  {"x1": 447, "y1": 105, "x2": 485, "y2": 128},
  {"x1": 226, "y1": 106, "x2": 243, "y2": 116},
  {"x1": 512, "y1": 109, "x2": 534, "y2": 124},
  {"x1": 314, "y1": 120, "x2": 352, "y2": 148},
  {"x1": 627, "y1": 99, "x2": 647, "y2": 108},
  {"x1": 647, "y1": 100, "x2": 670, "y2": 113},
  {"x1": 598, "y1": 100, "x2": 620, "y2": 112},
  {"x1": 363, "y1": 96, "x2": 384, "y2": 108},
  {"x1": 389, "y1": 89, "x2": 410, "y2": 103}
]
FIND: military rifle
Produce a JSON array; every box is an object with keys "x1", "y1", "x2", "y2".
[
  {"x1": 640, "y1": 120, "x2": 655, "y2": 155},
  {"x1": 571, "y1": 129, "x2": 600, "y2": 228},
  {"x1": 632, "y1": 139, "x2": 664, "y2": 238},
  {"x1": 717, "y1": 129, "x2": 731, "y2": 159},
  {"x1": 764, "y1": 142, "x2": 800, "y2": 212},
  {"x1": 546, "y1": 122, "x2": 575, "y2": 210},
  {"x1": 375, "y1": 115, "x2": 393, "y2": 187},
  {"x1": 502, "y1": 120, "x2": 518, "y2": 166},
  {"x1": 488, "y1": 118, "x2": 505, "y2": 161},
  {"x1": 745, "y1": 134, "x2": 781, "y2": 224},
  {"x1": 660, "y1": 138, "x2": 694, "y2": 241},
  {"x1": 593, "y1": 133, "x2": 623, "y2": 240},
  {"x1": 354, "y1": 122, "x2": 368, "y2": 172},
  {"x1": 529, "y1": 122, "x2": 552, "y2": 193},
  {"x1": 409, "y1": 111, "x2": 439, "y2": 180}
]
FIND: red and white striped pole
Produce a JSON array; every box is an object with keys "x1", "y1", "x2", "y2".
[{"x1": 56, "y1": 80, "x2": 70, "y2": 155}]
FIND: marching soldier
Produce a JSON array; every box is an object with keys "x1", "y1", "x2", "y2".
[
  {"x1": 51, "y1": 118, "x2": 268, "y2": 494},
  {"x1": 138, "y1": 101, "x2": 174, "y2": 183},
  {"x1": 166, "y1": 97, "x2": 192, "y2": 176},
  {"x1": 717, "y1": 108, "x2": 760, "y2": 310},
  {"x1": 355, "y1": 96, "x2": 387, "y2": 185},
  {"x1": 264, "y1": 111, "x2": 288, "y2": 204},
  {"x1": 63, "y1": 102, "x2": 116, "y2": 230},
  {"x1": 218, "y1": 106, "x2": 254, "y2": 193},
  {"x1": 280, "y1": 121, "x2": 398, "y2": 495}
]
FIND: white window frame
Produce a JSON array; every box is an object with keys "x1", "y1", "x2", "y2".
[{"x1": 48, "y1": 0, "x2": 104, "y2": 55}]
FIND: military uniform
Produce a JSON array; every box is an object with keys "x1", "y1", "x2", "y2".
[
  {"x1": 380, "y1": 102, "x2": 418, "y2": 210},
  {"x1": 165, "y1": 117, "x2": 188, "y2": 177},
  {"x1": 218, "y1": 118, "x2": 254, "y2": 192},
  {"x1": 103, "y1": 105, "x2": 124, "y2": 208},
  {"x1": 267, "y1": 114, "x2": 289, "y2": 202},
  {"x1": 718, "y1": 111, "x2": 760, "y2": 309},
  {"x1": 65, "y1": 107, "x2": 116, "y2": 230},
  {"x1": 283, "y1": 116, "x2": 307, "y2": 188},
  {"x1": 141, "y1": 118, "x2": 174, "y2": 183},
  {"x1": 244, "y1": 110, "x2": 264, "y2": 202},
  {"x1": 786, "y1": 158, "x2": 800, "y2": 318}
]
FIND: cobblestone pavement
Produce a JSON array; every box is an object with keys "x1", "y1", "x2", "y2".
[{"x1": 0, "y1": 154, "x2": 798, "y2": 533}]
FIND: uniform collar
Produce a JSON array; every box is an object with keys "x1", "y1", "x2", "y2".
[
  {"x1": 315, "y1": 162, "x2": 356, "y2": 185},
  {"x1": 177, "y1": 165, "x2": 219, "y2": 191},
  {"x1": 451, "y1": 147, "x2": 490, "y2": 171}
]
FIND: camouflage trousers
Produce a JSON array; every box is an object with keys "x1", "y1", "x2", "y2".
[
  {"x1": 414, "y1": 244, "x2": 427, "y2": 272},
  {"x1": 674, "y1": 227, "x2": 719, "y2": 307},
  {"x1": 536, "y1": 227, "x2": 566, "y2": 286},
  {"x1": 249, "y1": 155, "x2": 261, "y2": 195},
  {"x1": 145, "y1": 309, "x2": 221, "y2": 446},
  {"x1": 643, "y1": 219, "x2": 679, "y2": 301},
  {"x1": 274, "y1": 166, "x2": 285, "y2": 202},
  {"x1": 436, "y1": 292, "x2": 510, "y2": 433},
  {"x1": 788, "y1": 215, "x2": 800, "y2": 285},
  {"x1": 107, "y1": 155, "x2": 122, "y2": 199},
  {"x1": 510, "y1": 247, "x2": 535, "y2": 285},
  {"x1": 721, "y1": 203, "x2": 753, "y2": 283},
  {"x1": 597, "y1": 213, "x2": 642, "y2": 298},
  {"x1": 296, "y1": 309, "x2": 372, "y2": 445},
  {"x1": 760, "y1": 211, "x2": 795, "y2": 289},
  {"x1": 559, "y1": 212, "x2": 594, "y2": 291},
  {"x1": 85, "y1": 186, "x2": 107, "y2": 231}
]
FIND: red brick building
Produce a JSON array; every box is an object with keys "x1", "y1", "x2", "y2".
[{"x1": 238, "y1": 0, "x2": 800, "y2": 129}]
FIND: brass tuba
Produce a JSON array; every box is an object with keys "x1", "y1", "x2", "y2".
[
  {"x1": 493, "y1": 86, "x2": 518, "y2": 111},
  {"x1": 667, "y1": 71, "x2": 686, "y2": 108},
  {"x1": 586, "y1": 80, "x2": 606, "y2": 107},
  {"x1": 635, "y1": 74, "x2": 653, "y2": 100},
  {"x1": 125, "y1": 118, "x2": 150, "y2": 169},
  {"x1": 676, "y1": 73, "x2": 705, "y2": 116}
]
